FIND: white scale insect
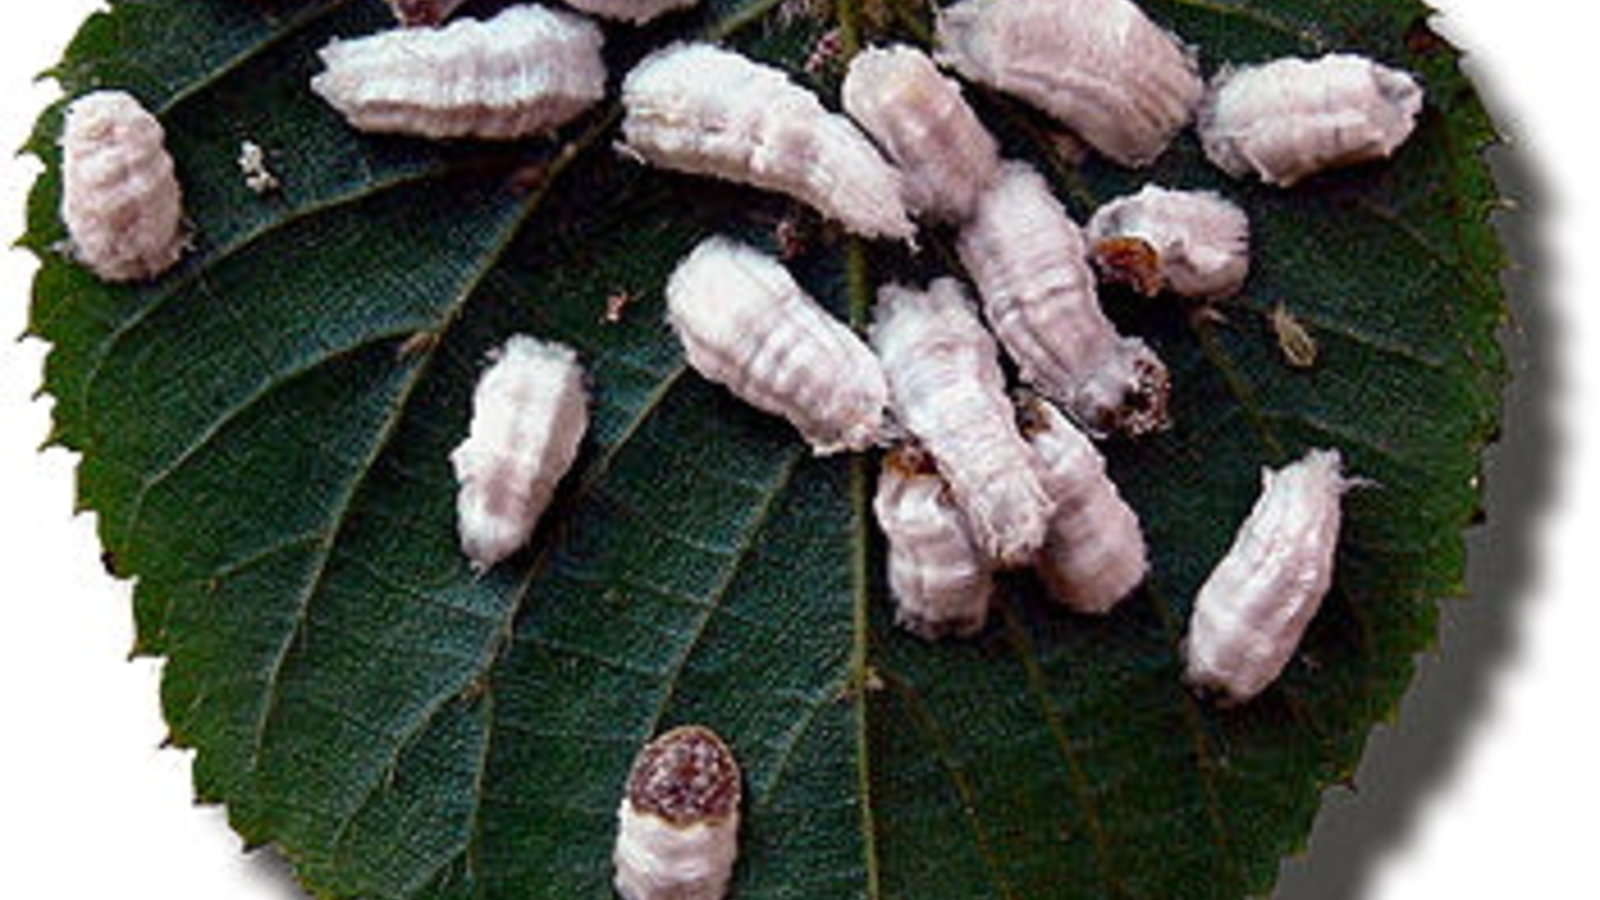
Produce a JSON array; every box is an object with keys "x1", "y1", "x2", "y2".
[
  {"x1": 614, "y1": 725, "x2": 742, "y2": 900},
  {"x1": 1086, "y1": 185, "x2": 1251, "y2": 299},
  {"x1": 311, "y1": 5, "x2": 607, "y2": 141},
  {"x1": 958, "y1": 161, "x2": 1171, "y2": 436},
  {"x1": 1199, "y1": 53, "x2": 1424, "y2": 187},
  {"x1": 665, "y1": 237, "x2": 889, "y2": 454},
  {"x1": 1021, "y1": 398, "x2": 1148, "y2": 614},
  {"x1": 58, "y1": 90, "x2": 186, "y2": 283},
  {"x1": 1182, "y1": 449, "x2": 1352, "y2": 704},
  {"x1": 620, "y1": 43, "x2": 916, "y2": 242},
  {"x1": 841, "y1": 43, "x2": 1001, "y2": 223},
  {"x1": 934, "y1": 0, "x2": 1203, "y2": 168},
  {"x1": 450, "y1": 335, "x2": 589, "y2": 571},
  {"x1": 872, "y1": 278, "x2": 1055, "y2": 567},
  {"x1": 874, "y1": 445, "x2": 995, "y2": 639}
]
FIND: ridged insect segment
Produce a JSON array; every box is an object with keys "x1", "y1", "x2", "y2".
[
  {"x1": 58, "y1": 90, "x2": 185, "y2": 282},
  {"x1": 384, "y1": 0, "x2": 471, "y2": 25},
  {"x1": 958, "y1": 162, "x2": 1171, "y2": 436},
  {"x1": 311, "y1": 5, "x2": 607, "y2": 140},
  {"x1": 666, "y1": 237, "x2": 889, "y2": 454},
  {"x1": 934, "y1": 0, "x2": 1203, "y2": 167},
  {"x1": 620, "y1": 43, "x2": 916, "y2": 241},
  {"x1": 1182, "y1": 449, "x2": 1352, "y2": 704},
  {"x1": 1199, "y1": 54, "x2": 1424, "y2": 187},
  {"x1": 874, "y1": 445, "x2": 995, "y2": 639},
  {"x1": 841, "y1": 43, "x2": 1001, "y2": 222},
  {"x1": 1021, "y1": 398, "x2": 1147, "y2": 614},
  {"x1": 872, "y1": 278, "x2": 1055, "y2": 566},
  {"x1": 1086, "y1": 185, "x2": 1251, "y2": 299},
  {"x1": 614, "y1": 726, "x2": 742, "y2": 900},
  {"x1": 449, "y1": 335, "x2": 589, "y2": 570},
  {"x1": 565, "y1": 0, "x2": 700, "y2": 24}
]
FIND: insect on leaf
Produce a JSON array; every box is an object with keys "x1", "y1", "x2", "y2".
[{"x1": 21, "y1": 0, "x2": 1507, "y2": 898}]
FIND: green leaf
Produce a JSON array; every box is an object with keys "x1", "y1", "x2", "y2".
[{"x1": 22, "y1": 0, "x2": 1506, "y2": 897}]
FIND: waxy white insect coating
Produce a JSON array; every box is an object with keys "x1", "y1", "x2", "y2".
[
  {"x1": 841, "y1": 43, "x2": 1002, "y2": 222},
  {"x1": 872, "y1": 278, "x2": 1056, "y2": 566},
  {"x1": 934, "y1": 0, "x2": 1203, "y2": 167},
  {"x1": 620, "y1": 43, "x2": 916, "y2": 241},
  {"x1": 614, "y1": 726, "x2": 742, "y2": 900},
  {"x1": 58, "y1": 90, "x2": 186, "y2": 282},
  {"x1": 1182, "y1": 449, "x2": 1352, "y2": 704},
  {"x1": 450, "y1": 335, "x2": 589, "y2": 570},
  {"x1": 564, "y1": 0, "x2": 701, "y2": 24},
  {"x1": 311, "y1": 5, "x2": 607, "y2": 140},
  {"x1": 1022, "y1": 399, "x2": 1148, "y2": 614},
  {"x1": 1199, "y1": 53, "x2": 1424, "y2": 187},
  {"x1": 1086, "y1": 185, "x2": 1251, "y2": 299},
  {"x1": 959, "y1": 162, "x2": 1172, "y2": 436},
  {"x1": 666, "y1": 236, "x2": 890, "y2": 454},
  {"x1": 874, "y1": 446, "x2": 995, "y2": 639}
]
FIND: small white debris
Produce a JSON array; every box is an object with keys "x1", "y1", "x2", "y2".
[{"x1": 237, "y1": 140, "x2": 281, "y2": 195}]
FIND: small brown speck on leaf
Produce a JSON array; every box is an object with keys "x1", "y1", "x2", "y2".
[{"x1": 1271, "y1": 304, "x2": 1319, "y2": 369}]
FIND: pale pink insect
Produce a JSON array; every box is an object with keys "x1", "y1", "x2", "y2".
[
  {"x1": 934, "y1": 0, "x2": 1203, "y2": 167},
  {"x1": 58, "y1": 90, "x2": 186, "y2": 283},
  {"x1": 1021, "y1": 398, "x2": 1147, "y2": 614},
  {"x1": 1182, "y1": 449, "x2": 1353, "y2": 704},
  {"x1": 619, "y1": 43, "x2": 916, "y2": 242},
  {"x1": 874, "y1": 445, "x2": 995, "y2": 639},
  {"x1": 311, "y1": 5, "x2": 607, "y2": 140},
  {"x1": 1199, "y1": 54, "x2": 1424, "y2": 187},
  {"x1": 958, "y1": 162, "x2": 1171, "y2": 436},
  {"x1": 449, "y1": 335, "x2": 589, "y2": 570},
  {"x1": 871, "y1": 278, "x2": 1056, "y2": 566},
  {"x1": 1086, "y1": 185, "x2": 1251, "y2": 299},
  {"x1": 613, "y1": 726, "x2": 742, "y2": 900},
  {"x1": 841, "y1": 43, "x2": 1002, "y2": 222},
  {"x1": 384, "y1": 0, "x2": 471, "y2": 25},
  {"x1": 665, "y1": 237, "x2": 889, "y2": 454},
  {"x1": 564, "y1": 0, "x2": 700, "y2": 24}
]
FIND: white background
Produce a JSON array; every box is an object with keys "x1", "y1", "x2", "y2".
[{"x1": 1, "y1": 1, "x2": 1593, "y2": 897}]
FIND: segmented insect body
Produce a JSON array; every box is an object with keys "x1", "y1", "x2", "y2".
[
  {"x1": 58, "y1": 90, "x2": 185, "y2": 282},
  {"x1": 564, "y1": 0, "x2": 700, "y2": 24},
  {"x1": 871, "y1": 278, "x2": 1055, "y2": 566},
  {"x1": 450, "y1": 335, "x2": 589, "y2": 570},
  {"x1": 1182, "y1": 449, "x2": 1351, "y2": 704},
  {"x1": 311, "y1": 5, "x2": 607, "y2": 140},
  {"x1": 1086, "y1": 185, "x2": 1250, "y2": 299},
  {"x1": 614, "y1": 726, "x2": 742, "y2": 900},
  {"x1": 934, "y1": 0, "x2": 1203, "y2": 167},
  {"x1": 385, "y1": 0, "x2": 471, "y2": 25},
  {"x1": 1198, "y1": 54, "x2": 1424, "y2": 187},
  {"x1": 958, "y1": 162, "x2": 1171, "y2": 436},
  {"x1": 841, "y1": 44, "x2": 1001, "y2": 222},
  {"x1": 1021, "y1": 399, "x2": 1147, "y2": 614},
  {"x1": 620, "y1": 43, "x2": 916, "y2": 241},
  {"x1": 874, "y1": 446, "x2": 995, "y2": 639},
  {"x1": 666, "y1": 237, "x2": 889, "y2": 454}
]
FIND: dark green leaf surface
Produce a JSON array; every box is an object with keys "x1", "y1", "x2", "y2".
[{"x1": 23, "y1": 0, "x2": 1506, "y2": 897}]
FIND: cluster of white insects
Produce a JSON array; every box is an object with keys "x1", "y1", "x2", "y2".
[{"x1": 54, "y1": 0, "x2": 1428, "y2": 894}]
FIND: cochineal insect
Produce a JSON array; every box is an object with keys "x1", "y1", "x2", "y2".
[
  {"x1": 58, "y1": 90, "x2": 186, "y2": 283},
  {"x1": 1198, "y1": 53, "x2": 1424, "y2": 187},
  {"x1": 1020, "y1": 398, "x2": 1148, "y2": 614},
  {"x1": 613, "y1": 725, "x2": 742, "y2": 900},
  {"x1": 840, "y1": 43, "x2": 1001, "y2": 223},
  {"x1": 934, "y1": 0, "x2": 1203, "y2": 167},
  {"x1": 620, "y1": 43, "x2": 916, "y2": 241},
  {"x1": 872, "y1": 277, "x2": 1056, "y2": 566},
  {"x1": 1182, "y1": 449, "x2": 1353, "y2": 704},
  {"x1": 874, "y1": 445, "x2": 995, "y2": 639},
  {"x1": 665, "y1": 237, "x2": 890, "y2": 454},
  {"x1": 958, "y1": 161, "x2": 1172, "y2": 436},
  {"x1": 383, "y1": 0, "x2": 472, "y2": 25},
  {"x1": 565, "y1": 0, "x2": 701, "y2": 24},
  {"x1": 311, "y1": 5, "x2": 607, "y2": 140},
  {"x1": 449, "y1": 335, "x2": 590, "y2": 571},
  {"x1": 1086, "y1": 185, "x2": 1251, "y2": 299}
]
